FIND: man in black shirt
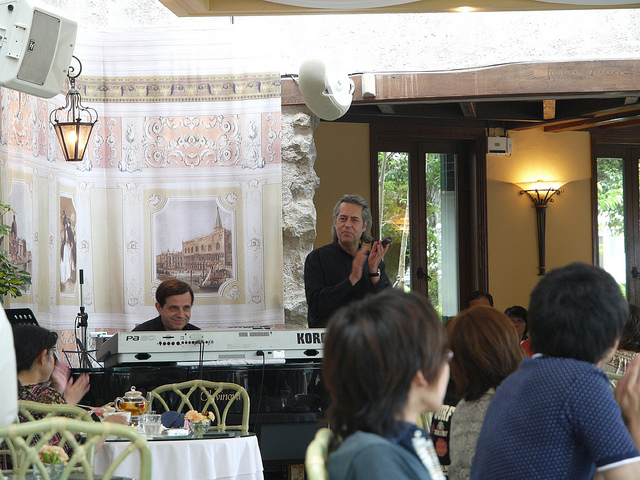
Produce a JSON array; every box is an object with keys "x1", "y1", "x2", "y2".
[
  {"x1": 304, "y1": 194, "x2": 391, "y2": 328},
  {"x1": 133, "y1": 279, "x2": 200, "y2": 331}
]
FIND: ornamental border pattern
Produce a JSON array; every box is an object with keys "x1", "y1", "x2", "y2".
[{"x1": 76, "y1": 72, "x2": 281, "y2": 103}]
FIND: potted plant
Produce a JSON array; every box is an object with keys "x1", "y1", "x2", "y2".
[{"x1": 0, "y1": 201, "x2": 31, "y2": 302}]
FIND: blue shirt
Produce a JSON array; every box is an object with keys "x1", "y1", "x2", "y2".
[{"x1": 471, "y1": 356, "x2": 640, "y2": 480}]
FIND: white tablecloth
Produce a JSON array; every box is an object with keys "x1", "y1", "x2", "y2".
[{"x1": 94, "y1": 435, "x2": 264, "y2": 480}]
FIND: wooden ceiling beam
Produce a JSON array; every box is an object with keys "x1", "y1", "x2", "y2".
[
  {"x1": 600, "y1": 117, "x2": 640, "y2": 129},
  {"x1": 460, "y1": 102, "x2": 477, "y2": 117},
  {"x1": 159, "y1": 0, "x2": 640, "y2": 17},
  {"x1": 543, "y1": 99, "x2": 555, "y2": 120},
  {"x1": 281, "y1": 60, "x2": 640, "y2": 107},
  {"x1": 378, "y1": 105, "x2": 395, "y2": 114},
  {"x1": 544, "y1": 111, "x2": 640, "y2": 132}
]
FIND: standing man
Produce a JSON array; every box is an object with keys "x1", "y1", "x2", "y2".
[
  {"x1": 133, "y1": 279, "x2": 200, "y2": 331},
  {"x1": 304, "y1": 194, "x2": 391, "y2": 328}
]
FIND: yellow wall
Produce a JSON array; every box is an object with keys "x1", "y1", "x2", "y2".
[
  {"x1": 487, "y1": 129, "x2": 593, "y2": 311},
  {"x1": 312, "y1": 124, "x2": 594, "y2": 312},
  {"x1": 312, "y1": 122, "x2": 371, "y2": 248}
]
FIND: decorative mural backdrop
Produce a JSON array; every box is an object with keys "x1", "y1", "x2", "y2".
[{"x1": 0, "y1": 27, "x2": 283, "y2": 360}]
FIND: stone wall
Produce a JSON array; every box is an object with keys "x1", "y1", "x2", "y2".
[{"x1": 281, "y1": 106, "x2": 320, "y2": 328}]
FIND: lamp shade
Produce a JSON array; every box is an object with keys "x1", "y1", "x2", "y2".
[{"x1": 53, "y1": 121, "x2": 95, "y2": 162}]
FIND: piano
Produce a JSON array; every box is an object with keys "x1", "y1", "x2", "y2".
[
  {"x1": 96, "y1": 328, "x2": 325, "y2": 367},
  {"x1": 75, "y1": 328, "x2": 328, "y2": 470}
]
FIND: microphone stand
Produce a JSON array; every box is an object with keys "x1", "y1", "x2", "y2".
[{"x1": 75, "y1": 269, "x2": 92, "y2": 369}]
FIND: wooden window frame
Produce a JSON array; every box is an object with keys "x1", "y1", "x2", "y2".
[{"x1": 369, "y1": 123, "x2": 488, "y2": 310}]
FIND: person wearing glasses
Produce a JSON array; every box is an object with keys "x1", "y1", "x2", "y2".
[{"x1": 324, "y1": 289, "x2": 450, "y2": 480}]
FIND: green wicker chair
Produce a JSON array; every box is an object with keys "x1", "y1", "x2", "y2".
[
  {"x1": 18, "y1": 401, "x2": 93, "y2": 423},
  {"x1": 149, "y1": 380, "x2": 250, "y2": 432},
  {"x1": 606, "y1": 371, "x2": 624, "y2": 390},
  {"x1": 0, "y1": 417, "x2": 151, "y2": 480},
  {"x1": 417, "y1": 412, "x2": 433, "y2": 432},
  {"x1": 1, "y1": 401, "x2": 98, "y2": 477},
  {"x1": 305, "y1": 427, "x2": 334, "y2": 480}
]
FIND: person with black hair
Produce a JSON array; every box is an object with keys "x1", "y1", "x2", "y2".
[
  {"x1": 464, "y1": 290, "x2": 493, "y2": 309},
  {"x1": 324, "y1": 289, "x2": 450, "y2": 480},
  {"x1": 471, "y1": 263, "x2": 640, "y2": 480},
  {"x1": 504, "y1": 305, "x2": 534, "y2": 356},
  {"x1": 0, "y1": 324, "x2": 125, "y2": 470},
  {"x1": 13, "y1": 323, "x2": 90, "y2": 408},
  {"x1": 133, "y1": 279, "x2": 200, "y2": 331},
  {"x1": 304, "y1": 194, "x2": 391, "y2": 328}
]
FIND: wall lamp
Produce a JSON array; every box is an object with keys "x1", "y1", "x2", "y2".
[
  {"x1": 49, "y1": 56, "x2": 98, "y2": 162},
  {"x1": 519, "y1": 181, "x2": 564, "y2": 276}
]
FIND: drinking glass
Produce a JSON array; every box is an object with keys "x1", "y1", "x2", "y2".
[{"x1": 141, "y1": 414, "x2": 162, "y2": 437}]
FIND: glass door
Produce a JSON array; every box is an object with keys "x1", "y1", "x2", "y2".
[
  {"x1": 595, "y1": 145, "x2": 640, "y2": 303},
  {"x1": 422, "y1": 149, "x2": 459, "y2": 319},
  {"x1": 375, "y1": 143, "x2": 460, "y2": 319}
]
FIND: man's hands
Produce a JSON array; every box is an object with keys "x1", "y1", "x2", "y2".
[{"x1": 349, "y1": 240, "x2": 390, "y2": 286}]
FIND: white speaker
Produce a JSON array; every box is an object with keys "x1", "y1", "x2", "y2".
[
  {"x1": 0, "y1": 0, "x2": 77, "y2": 98},
  {"x1": 298, "y1": 58, "x2": 354, "y2": 121}
]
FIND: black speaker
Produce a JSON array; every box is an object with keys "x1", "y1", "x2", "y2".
[{"x1": 0, "y1": 0, "x2": 77, "y2": 98}]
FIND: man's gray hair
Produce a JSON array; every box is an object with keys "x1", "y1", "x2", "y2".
[{"x1": 331, "y1": 194, "x2": 373, "y2": 244}]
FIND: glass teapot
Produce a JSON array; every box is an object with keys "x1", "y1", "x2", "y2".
[{"x1": 115, "y1": 386, "x2": 148, "y2": 416}]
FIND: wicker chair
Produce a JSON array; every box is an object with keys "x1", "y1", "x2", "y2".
[
  {"x1": 606, "y1": 371, "x2": 625, "y2": 390},
  {"x1": 1, "y1": 401, "x2": 98, "y2": 476},
  {"x1": 149, "y1": 379, "x2": 249, "y2": 432},
  {"x1": 0, "y1": 417, "x2": 151, "y2": 480},
  {"x1": 18, "y1": 401, "x2": 93, "y2": 423},
  {"x1": 305, "y1": 427, "x2": 334, "y2": 480}
]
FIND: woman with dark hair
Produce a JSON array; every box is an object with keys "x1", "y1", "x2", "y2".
[
  {"x1": 604, "y1": 304, "x2": 640, "y2": 384},
  {"x1": 447, "y1": 306, "x2": 524, "y2": 480},
  {"x1": 504, "y1": 305, "x2": 534, "y2": 356},
  {"x1": 0, "y1": 324, "x2": 124, "y2": 469},
  {"x1": 324, "y1": 289, "x2": 450, "y2": 480},
  {"x1": 13, "y1": 323, "x2": 90, "y2": 408}
]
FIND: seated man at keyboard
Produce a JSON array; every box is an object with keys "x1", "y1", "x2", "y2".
[
  {"x1": 133, "y1": 279, "x2": 200, "y2": 331},
  {"x1": 471, "y1": 263, "x2": 640, "y2": 480}
]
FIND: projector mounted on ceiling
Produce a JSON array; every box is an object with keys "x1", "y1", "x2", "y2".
[{"x1": 298, "y1": 58, "x2": 355, "y2": 121}]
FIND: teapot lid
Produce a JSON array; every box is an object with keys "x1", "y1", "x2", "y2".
[{"x1": 124, "y1": 386, "x2": 143, "y2": 398}]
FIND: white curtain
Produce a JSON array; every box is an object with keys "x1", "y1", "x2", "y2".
[{"x1": 0, "y1": 26, "x2": 283, "y2": 363}]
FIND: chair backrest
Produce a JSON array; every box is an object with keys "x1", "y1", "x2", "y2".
[
  {"x1": 149, "y1": 380, "x2": 250, "y2": 432},
  {"x1": 18, "y1": 401, "x2": 93, "y2": 423},
  {"x1": 0, "y1": 401, "x2": 96, "y2": 475},
  {"x1": 418, "y1": 412, "x2": 433, "y2": 432},
  {"x1": 0, "y1": 417, "x2": 151, "y2": 480},
  {"x1": 606, "y1": 371, "x2": 624, "y2": 390},
  {"x1": 305, "y1": 427, "x2": 334, "y2": 480}
]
